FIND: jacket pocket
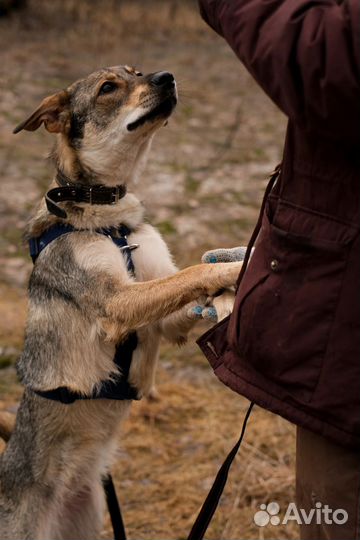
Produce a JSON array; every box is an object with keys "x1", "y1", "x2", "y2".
[{"x1": 228, "y1": 199, "x2": 359, "y2": 402}]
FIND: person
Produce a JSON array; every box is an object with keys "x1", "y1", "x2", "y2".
[{"x1": 196, "y1": 1, "x2": 360, "y2": 539}]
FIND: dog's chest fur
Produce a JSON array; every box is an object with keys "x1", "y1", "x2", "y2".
[{"x1": 19, "y1": 193, "x2": 177, "y2": 395}]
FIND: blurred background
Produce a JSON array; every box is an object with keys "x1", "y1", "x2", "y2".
[{"x1": 0, "y1": 1, "x2": 296, "y2": 538}]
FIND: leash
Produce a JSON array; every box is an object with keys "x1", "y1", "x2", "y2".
[
  {"x1": 187, "y1": 402, "x2": 254, "y2": 540},
  {"x1": 104, "y1": 402, "x2": 253, "y2": 540},
  {"x1": 103, "y1": 474, "x2": 127, "y2": 540},
  {"x1": 234, "y1": 162, "x2": 281, "y2": 293},
  {"x1": 186, "y1": 164, "x2": 281, "y2": 540}
]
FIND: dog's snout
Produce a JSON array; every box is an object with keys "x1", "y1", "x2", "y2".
[{"x1": 150, "y1": 71, "x2": 174, "y2": 87}]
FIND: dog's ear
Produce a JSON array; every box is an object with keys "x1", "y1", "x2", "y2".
[{"x1": 13, "y1": 90, "x2": 70, "y2": 134}]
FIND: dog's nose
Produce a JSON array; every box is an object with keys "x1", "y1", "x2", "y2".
[{"x1": 150, "y1": 71, "x2": 174, "y2": 87}]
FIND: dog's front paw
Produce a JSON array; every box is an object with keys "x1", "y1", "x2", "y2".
[
  {"x1": 205, "y1": 261, "x2": 242, "y2": 296},
  {"x1": 212, "y1": 287, "x2": 236, "y2": 321}
]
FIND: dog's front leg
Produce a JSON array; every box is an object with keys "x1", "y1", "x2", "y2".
[{"x1": 103, "y1": 262, "x2": 241, "y2": 341}]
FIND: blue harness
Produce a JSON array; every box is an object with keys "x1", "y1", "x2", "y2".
[{"x1": 29, "y1": 223, "x2": 140, "y2": 404}]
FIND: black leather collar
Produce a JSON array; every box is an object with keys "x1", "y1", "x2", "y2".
[{"x1": 45, "y1": 170, "x2": 127, "y2": 219}]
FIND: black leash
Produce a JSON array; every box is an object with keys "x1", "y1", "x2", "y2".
[
  {"x1": 103, "y1": 474, "x2": 127, "y2": 540},
  {"x1": 186, "y1": 164, "x2": 281, "y2": 540},
  {"x1": 103, "y1": 403, "x2": 253, "y2": 540},
  {"x1": 187, "y1": 402, "x2": 254, "y2": 540}
]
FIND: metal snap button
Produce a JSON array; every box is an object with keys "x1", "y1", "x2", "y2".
[{"x1": 270, "y1": 259, "x2": 279, "y2": 271}]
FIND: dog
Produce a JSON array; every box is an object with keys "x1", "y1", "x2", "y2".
[{"x1": 0, "y1": 65, "x2": 241, "y2": 539}]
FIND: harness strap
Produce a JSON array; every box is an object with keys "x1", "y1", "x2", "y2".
[
  {"x1": 34, "y1": 333, "x2": 139, "y2": 404},
  {"x1": 29, "y1": 223, "x2": 135, "y2": 267},
  {"x1": 29, "y1": 222, "x2": 139, "y2": 404}
]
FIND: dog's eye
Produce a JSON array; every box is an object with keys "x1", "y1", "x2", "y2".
[
  {"x1": 98, "y1": 82, "x2": 117, "y2": 95},
  {"x1": 135, "y1": 71, "x2": 143, "y2": 77}
]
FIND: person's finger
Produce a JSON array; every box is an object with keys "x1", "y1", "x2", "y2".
[
  {"x1": 187, "y1": 305, "x2": 204, "y2": 320},
  {"x1": 202, "y1": 306, "x2": 218, "y2": 322},
  {"x1": 201, "y1": 246, "x2": 248, "y2": 264}
]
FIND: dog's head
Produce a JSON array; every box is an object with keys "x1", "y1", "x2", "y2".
[{"x1": 14, "y1": 66, "x2": 177, "y2": 184}]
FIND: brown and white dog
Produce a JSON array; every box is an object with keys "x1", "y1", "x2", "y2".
[{"x1": 0, "y1": 66, "x2": 241, "y2": 539}]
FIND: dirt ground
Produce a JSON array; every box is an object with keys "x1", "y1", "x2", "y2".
[{"x1": 0, "y1": 1, "x2": 297, "y2": 538}]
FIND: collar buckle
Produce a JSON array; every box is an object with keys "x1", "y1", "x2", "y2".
[
  {"x1": 112, "y1": 186, "x2": 120, "y2": 204},
  {"x1": 120, "y1": 243, "x2": 139, "y2": 252}
]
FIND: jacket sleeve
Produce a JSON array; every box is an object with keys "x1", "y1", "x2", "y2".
[{"x1": 198, "y1": 0, "x2": 360, "y2": 140}]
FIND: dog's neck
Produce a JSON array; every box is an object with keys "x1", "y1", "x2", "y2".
[
  {"x1": 54, "y1": 132, "x2": 154, "y2": 188},
  {"x1": 26, "y1": 189, "x2": 145, "y2": 239},
  {"x1": 26, "y1": 133, "x2": 152, "y2": 237}
]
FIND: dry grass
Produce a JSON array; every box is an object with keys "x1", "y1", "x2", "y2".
[
  {"x1": 0, "y1": 2, "x2": 296, "y2": 539},
  {"x1": 101, "y1": 341, "x2": 297, "y2": 540},
  {"x1": 0, "y1": 284, "x2": 27, "y2": 349}
]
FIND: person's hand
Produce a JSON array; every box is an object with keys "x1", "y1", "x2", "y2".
[
  {"x1": 201, "y1": 246, "x2": 249, "y2": 264},
  {"x1": 187, "y1": 246, "x2": 253, "y2": 322}
]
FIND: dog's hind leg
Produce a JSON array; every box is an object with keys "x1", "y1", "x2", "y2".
[{"x1": 146, "y1": 346, "x2": 161, "y2": 401}]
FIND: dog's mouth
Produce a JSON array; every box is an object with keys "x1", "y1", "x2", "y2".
[{"x1": 127, "y1": 96, "x2": 177, "y2": 132}]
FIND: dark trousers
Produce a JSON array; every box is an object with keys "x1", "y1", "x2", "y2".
[{"x1": 296, "y1": 426, "x2": 360, "y2": 540}]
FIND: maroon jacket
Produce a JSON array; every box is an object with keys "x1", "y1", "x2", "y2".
[{"x1": 197, "y1": 0, "x2": 360, "y2": 449}]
